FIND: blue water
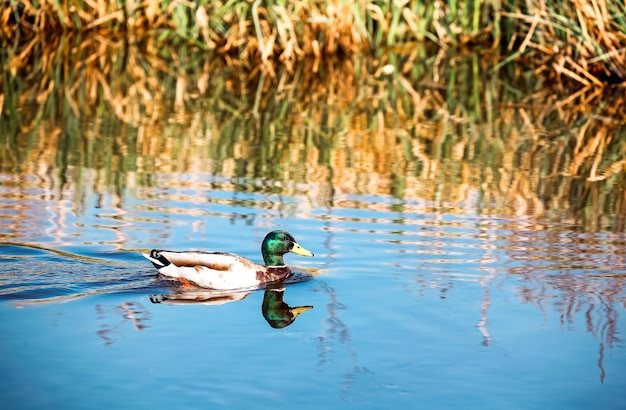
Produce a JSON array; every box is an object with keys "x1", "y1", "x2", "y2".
[{"x1": 2, "y1": 175, "x2": 626, "y2": 409}]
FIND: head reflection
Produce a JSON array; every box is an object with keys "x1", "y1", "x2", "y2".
[{"x1": 262, "y1": 282, "x2": 313, "y2": 329}]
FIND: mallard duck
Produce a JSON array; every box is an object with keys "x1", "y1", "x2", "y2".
[{"x1": 143, "y1": 230, "x2": 314, "y2": 290}]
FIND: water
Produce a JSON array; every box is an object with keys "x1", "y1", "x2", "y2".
[
  {"x1": 2, "y1": 48, "x2": 626, "y2": 408},
  {"x1": 2, "y1": 170, "x2": 626, "y2": 408}
]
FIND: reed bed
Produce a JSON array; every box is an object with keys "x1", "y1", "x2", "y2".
[{"x1": 2, "y1": 0, "x2": 626, "y2": 86}]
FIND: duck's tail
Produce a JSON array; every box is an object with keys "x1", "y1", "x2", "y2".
[{"x1": 142, "y1": 250, "x2": 171, "y2": 269}]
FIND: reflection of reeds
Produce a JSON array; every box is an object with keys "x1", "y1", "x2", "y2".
[
  {"x1": 1, "y1": 36, "x2": 624, "y2": 231},
  {"x1": 504, "y1": 228, "x2": 626, "y2": 382},
  {"x1": 402, "y1": 222, "x2": 626, "y2": 382},
  {"x1": 3, "y1": 1, "x2": 626, "y2": 85}
]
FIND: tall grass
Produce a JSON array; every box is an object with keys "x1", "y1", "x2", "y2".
[
  {"x1": 501, "y1": 0, "x2": 626, "y2": 85},
  {"x1": 2, "y1": 0, "x2": 626, "y2": 86}
]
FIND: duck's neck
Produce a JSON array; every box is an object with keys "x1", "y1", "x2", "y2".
[{"x1": 262, "y1": 251, "x2": 285, "y2": 267}]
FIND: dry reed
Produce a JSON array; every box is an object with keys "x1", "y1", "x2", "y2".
[{"x1": 2, "y1": 0, "x2": 626, "y2": 86}]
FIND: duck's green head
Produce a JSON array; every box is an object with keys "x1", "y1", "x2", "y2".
[{"x1": 261, "y1": 230, "x2": 314, "y2": 267}]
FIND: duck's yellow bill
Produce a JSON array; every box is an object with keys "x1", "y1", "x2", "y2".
[{"x1": 291, "y1": 242, "x2": 314, "y2": 257}]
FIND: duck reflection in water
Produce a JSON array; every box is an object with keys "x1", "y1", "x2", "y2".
[
  {"x1": 150, "y1": 278, "x2": 313, "y2": 329},
  {"x1": 262, "y1": 282, "x2": 313, "y2": 329}
]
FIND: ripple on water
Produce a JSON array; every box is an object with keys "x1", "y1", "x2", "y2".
[
  {"x1": 315, "y1": 197, "x2": 626, "y2": 306},
  {"x1": 0, "y1": 244, "x2": 156, "y2": 305}
]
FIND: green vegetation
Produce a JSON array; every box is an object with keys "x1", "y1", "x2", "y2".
[{"x1": 3, "y1": 0, "x2": 626, "y2": 86}]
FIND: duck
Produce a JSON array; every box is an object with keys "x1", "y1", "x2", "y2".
[{"x1": 143, "y1": 230, "x2": 314, "y2": 290}]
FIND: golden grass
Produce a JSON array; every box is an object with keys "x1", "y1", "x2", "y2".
[
  {"x1": 2, "y1": 0, "x2": 626, "y2": 87},
  {"x1": 502, "y1": 0, "x2": 626, "y2": 86}
]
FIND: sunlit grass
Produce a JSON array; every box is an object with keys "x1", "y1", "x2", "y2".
[{"x1": 2, "y1": 1, "x2": 625, "y2": 86}]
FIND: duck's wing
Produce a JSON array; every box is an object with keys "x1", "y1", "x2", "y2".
[
  {"x1": 143, "y1": 250, "x2": 265, "y2": 290},
  {"x1": 144, "y1": 250, "x2": 256, "y2": 270}
]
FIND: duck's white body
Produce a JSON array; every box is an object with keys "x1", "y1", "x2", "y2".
[{"x1": 143, "y1": 250, "x2": 290, "y2": 290}]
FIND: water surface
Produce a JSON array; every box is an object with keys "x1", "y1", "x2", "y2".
[
  {"x1": 1, "y1": 46, "x2": 626, "y2": 408},
  {"x1": 2, "y1": 175, "x2": 626, "y2": 408}
]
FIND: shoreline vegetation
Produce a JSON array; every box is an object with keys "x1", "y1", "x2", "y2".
[
  {"x1": 1, "y1": 1, "x2": 625, "y2": 231},
  {"x1": 3, "y1": 0, "x2": 626, "y2": 86}
]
